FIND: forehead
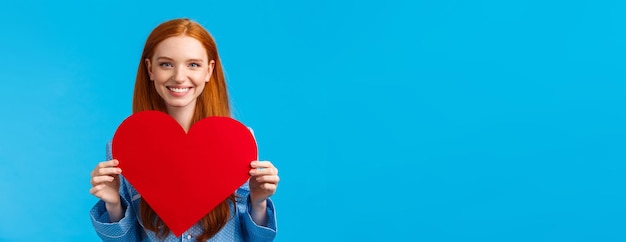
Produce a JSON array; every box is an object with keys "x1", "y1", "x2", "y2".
[{"x1": 153, "y1": 35, "x2": 208, "y2": 60}]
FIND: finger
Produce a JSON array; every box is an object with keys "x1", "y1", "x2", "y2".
[
  {"x1": 97, "y1": 167, "x2": 122, "y2": 176},
  {"x1": 89, "y1": 184, "x2": 106, "y2": 195},
  {"x1": 255, "y1": 175, "x2": 280, "y2": 184},
  {"x1": 260, "y1": 183, "x2": 277, "y2": 191},
  {"x1": 250, "y1": 167, "x2": 278, "y2": 176},
  {"x1": 92, "y1": 190, "x2": 107, "y2": 199},
  {"x1": 91, "y1": 175, "x2": 115, "y2": 185},
  {"x1": 98, "y1": 159, "x2": 119, "y2": 169},
  {"x1": 251, "y1": 160, "x2": 273, "y2": 169}
]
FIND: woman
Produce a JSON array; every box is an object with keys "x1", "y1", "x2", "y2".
[{"x1": 89, "y1": 18, "x2": 279, "y2": 242}]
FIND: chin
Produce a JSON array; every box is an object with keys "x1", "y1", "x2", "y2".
[{"x1": 165, "y1": 100, "x2": 194, "y2": 108}]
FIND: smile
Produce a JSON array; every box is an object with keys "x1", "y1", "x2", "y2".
[{"x1": 167, "y1": 87, "x2": 191, "y2": 93}]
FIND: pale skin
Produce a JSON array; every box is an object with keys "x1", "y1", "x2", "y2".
[{"x1": 89, "y1": 35, "x2": 279, "y2": 226}]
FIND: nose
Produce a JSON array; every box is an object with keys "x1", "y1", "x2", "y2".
[{"x1": 172, "y1": 66, "x2": 187, "y2": 83}]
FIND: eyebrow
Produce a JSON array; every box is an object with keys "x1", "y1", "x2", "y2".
[{"x1": 155, "y1": 56, "x2": 205, "y2": 62}]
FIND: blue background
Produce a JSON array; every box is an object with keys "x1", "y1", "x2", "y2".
[{"x1": 1, "y1": 0, "x2": 625, "y2": 241}]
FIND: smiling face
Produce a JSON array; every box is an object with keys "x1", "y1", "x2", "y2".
[{"x1": 145, "y1": 35, "x2": 215, "y2": 113}]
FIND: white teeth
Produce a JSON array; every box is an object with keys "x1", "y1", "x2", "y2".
[{"x1": 168, "y1": 87, "x2": 190, "y2": 93}]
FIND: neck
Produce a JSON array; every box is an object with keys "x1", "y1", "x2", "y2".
[{"x1": 166, "y1": 105, "x2": 195, "y2": 133}]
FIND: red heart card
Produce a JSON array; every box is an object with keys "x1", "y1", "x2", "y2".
[{"x1": 111, "y1": 110, "x2": 257, "y2": 236}]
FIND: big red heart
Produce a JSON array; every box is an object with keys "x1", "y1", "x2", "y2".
[{"x1": 111, "y1": 110, "x2": 257, "y2": 237}]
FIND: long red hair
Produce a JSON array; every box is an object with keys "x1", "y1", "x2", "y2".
[{"x1": 132, "y1": 18, "x2": 235, "y2": 241}]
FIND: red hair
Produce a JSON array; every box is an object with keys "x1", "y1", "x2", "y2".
[{"x1": 132, "y1": 18, "x2": 234, "y2": 241}]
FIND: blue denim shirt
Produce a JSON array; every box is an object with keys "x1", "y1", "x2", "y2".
[{"x1": 90, "y1": 142, "x2": 277, "y2": 241}]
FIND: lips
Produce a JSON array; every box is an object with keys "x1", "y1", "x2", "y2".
[{"x1": 167, "y1": 87, "x2": 191, "y2": 93}]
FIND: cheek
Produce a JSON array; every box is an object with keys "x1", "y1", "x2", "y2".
[
  {"x1": 196, "y1": 71, "x2": 210, "y2": 82},
  {"x1": 194, "y1": 78, "x2": 208, "y2": 95},
  {"x1": 153, "y1": 79, "x2": 168, "y2": 89},
  {"x1": 152, "y1": 74, "x2": 162, "y2": 83},
  {"x1": 152, "y1": 72, "x2": 169, "y2": 84},
  {"x1": 196, "y1": 81, "x2": 207, "y2": 92},
  {"x1": 193, "y1": 73, "x2": 210, "y2": 85}
]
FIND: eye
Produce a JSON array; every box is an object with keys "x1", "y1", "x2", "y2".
[
  {"x1": 159, "y1": 62, "x2": 173, "y2": 68},
  {"x1": 189, "y1": 63, "x2": 201, "y2": 68}
]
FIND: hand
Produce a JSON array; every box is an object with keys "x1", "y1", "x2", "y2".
[
  {"x1": 89, "y1": 159, "x2": 122, "y2": 206},
  {"x1": 249, "y1": 160, "x2": 280, "y2": 205}
]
